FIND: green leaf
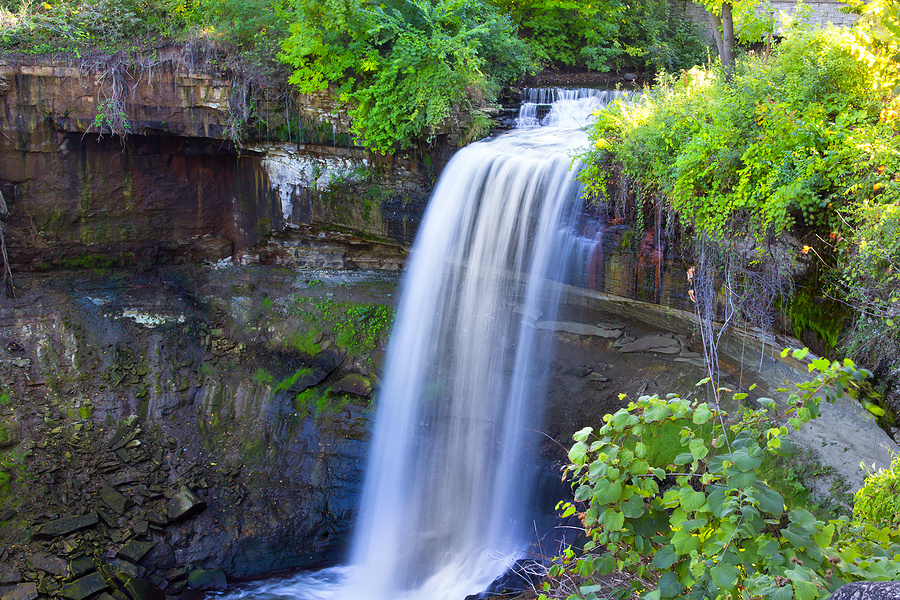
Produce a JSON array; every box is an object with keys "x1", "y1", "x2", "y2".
[
  {"x1": 673, "y1": 452, "x2": 694, "y2": 466},
  {"x1": 657, "y1": 571, "x2": 684, "y2": 598},
  {"x1": 569, "y1": 441, "x2": 588, "y2": 463},
  {"x1": 622, "y1": 494, "x2": 645, "y2": 518},
  {"x1": 604, "y1": 508, "x2": 625, "y2": 531},
  {"x1": 689, "y1": 438, "x2": 709, "y2": 460},
  {"x1": 644, "y1": 403, "x2": 671, "y2": 422},
  {"x1": 754, "y1": 482, "x2": 785, "y2": 514},
  {"x1": 611, "y1": 410, "x2": 639, "y2": 429},
  {"x1": 679, "y1": 487, "x2": 706, "y2": 512},
  {"x1": 692, "y1": 404, "x2": 713, "y2": 424},
  {"x1": 732, "y1": 448, "x2": 762, "y2": 472},
  {"x1": 707, "y1": 485, "x2": 730, "y2": 518},
  {"x1": 573, "y1": 426, "x2": 593, "y2": 442},
  {"x1": 635, "y1": 441, "x2": 649, "y2": 458},
  {"x1": 710, "y1": 563, "x2": 739, "y2": 590},
  {"x1": 653, "y1": 544, "x2": 678, "y2": 568},
  {"x1": 792, "y1": 348, "x2": 810, "y2": 360},
  {"x1": 672, "y1": 527, "x2": 700, "y2": 554},
  {"x1": 593, "y1": 480, "x2": 623, "y2": 505}
]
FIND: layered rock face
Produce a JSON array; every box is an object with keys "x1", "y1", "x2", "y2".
[{"x1": 0, "y1": 55, "x2": 436, "y2": 273}]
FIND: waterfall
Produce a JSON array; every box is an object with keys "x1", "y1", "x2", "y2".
[{"x1": 222, "y1": 88, "x2": 628, "y2": 600}]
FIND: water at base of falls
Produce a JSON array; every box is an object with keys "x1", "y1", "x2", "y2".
[{"x1": 223, "y1": 88, "x2": 631, "y2": 600}]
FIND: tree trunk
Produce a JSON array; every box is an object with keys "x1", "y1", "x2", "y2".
[
  {"x1": 721, "y1": 1, "x2": 735, "y2": 80},
  {"x1": 706, "y1": 3, "x2": 735, "y2": 81},
  {"x1": 707, "y1": 10, "x2": 725, "y2": 63}
]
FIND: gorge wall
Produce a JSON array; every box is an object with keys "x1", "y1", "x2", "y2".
[{"x1": 0, "y1": 54, "x2": 446, "y2": 273}]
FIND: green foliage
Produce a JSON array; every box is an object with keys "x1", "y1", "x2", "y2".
[
  {"x1": 580, "y1": 27, "x2": 879, "y2": 244},
  {"x1": 279, "y1": 0, "x2": 534, "y2": 153},
  {"x1": 854, "y1": 455, "x2": 900, "y2": 529},
  {"x1": 547, "y1": 352, "x2": 900, "y2": 600},
  {"x1": 490, "y1": 0, "x2": 706, "y2": 72},
  {"x1": 837, "y1": 201, "x2": 900, "y2": 366},
  {"x1": 843, "y1": 0, "x2": 900, "y2": 119}
]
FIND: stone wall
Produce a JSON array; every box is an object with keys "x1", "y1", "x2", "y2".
[{"x1": 678, "y1": 0, "x2": 858, "y2": 41}]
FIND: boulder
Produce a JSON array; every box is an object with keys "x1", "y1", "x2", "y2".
[
  {"x1": 167, "y1": 485, "x2": 206, "y2": 522},
  {"x1": 618, "y1": 335, "x2": 681, "y2": 354},
  {"x1": 332, "y1": 374, "x2": 372, "y2": 397},
  {"x1": 1, "y1": 583, "x2": 37, "y2": 600},
  {"x1": 122, "y1": 578, "x2": 164, "y2": 600},
  {"x1": 100, "y1": 484, "x2": 131, "y2": 515},
  {"x1": 59, "y1": 573, "x2": 108, "y2": 600},
  {"x1": 69, "y1": 556, "x2": 95, "y2": 578},
  {"x1": 33, "y1": 513, "x2": 98, "y2": 540},
  {"x1": 536, "y1": 321, "x2": 622, "y2": 338},
  {"x1": 0, "y1": 564, "x2": 20, "y2": 585},
  {"x1": 186, "y1": 569, "x2": 226, "y2": 592},
  {"x1": 117, "y1": 540, "x2": 156, "y2": 564},
  {"x1": 830, "y1": 582, "x2": 900, "y2": 600},
  {"x1": 27, "y1": 553, "x2": 68, "y2": 576}
]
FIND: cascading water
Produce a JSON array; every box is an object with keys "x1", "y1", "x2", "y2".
[{"x1": 223, "y1": 88, "x2": 631, "y2": 600}]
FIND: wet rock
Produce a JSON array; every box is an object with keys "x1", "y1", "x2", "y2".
[
  {"x1": 332, "y1": 374, "x2": 372, "y2": 397},
  {"x1": 186, "y1": 569, "x2": 226, "y2": 592},
  {"x1": 0, "y1": 565, "x2": 21, "y2": 585},
  {"x1": 190, "y1": 237, "x2": 233, "y2": 263},
  {"x1": 536, "y1": 321, "x2": 622, "y2": 338},
  {"x1": 1, "y1": 583, "x2": 37, "y2": 600},
  {"x1": 100, "y1": 485, "x2": 131, "y2": 515},
  {"x1": 59, "y1": 573, "x2": 108, "y2": 600},
  {"x1": 69, "y1": 557, "x2": 95, "y2": 578},
  {"x1": 618, "y1": 335, "x2": 681, "y2": 354},
  {"x1": 33, "y1": 513, "x2": 98, "y2": 540},
  {"x1": 123, "y1": 578, "x2": 165, "y2": 600},
  {"x1": 117, "y1": 540, "x2": 156, "y2": 564},
  {"x1": 830, "y1": 582, "x2": 900, "y2": 599},
  {"x1": 0, "y1": 509, "x2": 16, "y2": 522},
  {"x1": 565, "y1": 366, "x2": 590, "y2": 377},
  {"x1": 27, "y1": 553, "x2": 68, "y2": 576},
  {"x1": 587, "y1": 372, "x2": 609, "y2": 383},
  {"x1": 167, "y1": 485, "x2": 205, "y2": 522},
  {"x1": 107, "y1": 559, "x2": 145, "y2": 580}
]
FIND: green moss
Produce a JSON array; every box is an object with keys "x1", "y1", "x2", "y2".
[
  {"x1": 273, "y1": 367, "x2": 314, "y2": 393},
  {"x1": 787, "y1": 283, "x2": 846, "y2": 351},
  {"x1": 253, "y1": 367, "x2": 275, "y2": 385},
  {"x1": 286, "y1": 331, "x2": 321, "y2": 355},
  {"x1": 0, "y1": 393, "x2": 9, "y2": 406}
]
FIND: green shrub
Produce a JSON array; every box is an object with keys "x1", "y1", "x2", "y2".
[
  {"x1": 280, "y1": 0, "x2": 534, "y2": 153},
  {"x1": 854, "y1": 455, "x2": 900, "y2": 529},
  {"x1": 545, "y1": 351, "x2": 900, "y2": 600}
]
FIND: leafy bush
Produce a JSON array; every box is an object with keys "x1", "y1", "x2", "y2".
[
  {"x1": 279, "y1": 0, "x2": 534, "y2": 153},
  {"x1": 489, "y1": 0, "x2": 705, "y2": 72},
  {"x1": 580, "y1": 27, "x2": 878, "y2": 242},
  {"x1": 545, "y1": 351, "x2": 900, "y2": 600},
  {"x1": 854, "y1": 455, "x2": 900, "y2": 529}
]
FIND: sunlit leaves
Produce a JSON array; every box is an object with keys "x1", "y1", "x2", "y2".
[{"x1": 550, "y1": 354, "x2": 900, "y2": 600}]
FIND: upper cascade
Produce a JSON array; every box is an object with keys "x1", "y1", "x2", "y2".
[{"x1": 516, "y1": 87, "x2": 633, "y2": 129}]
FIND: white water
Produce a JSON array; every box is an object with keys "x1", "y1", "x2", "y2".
[{"x1": 223, "y1": 89, "x2": 628, "y2": 600}]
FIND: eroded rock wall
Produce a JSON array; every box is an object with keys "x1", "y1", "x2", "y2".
[{"x1": 0, "y1": 56, "x2": 439, "y2": 273}]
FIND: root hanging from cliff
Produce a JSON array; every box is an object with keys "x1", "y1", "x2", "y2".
[
  {"x1": 80, "y1": 54, "x2": 134, "y2": 144},
  {"x1": 689, "y1": 233, "x2": 794, "y2": 398},
  {"x1": 0, "y1": 222, "x2": 15, "y2": 300}
]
